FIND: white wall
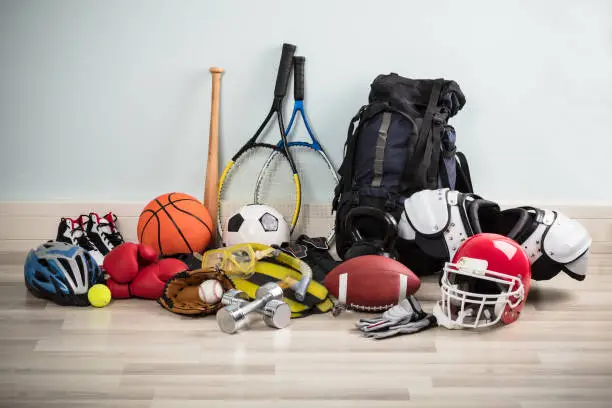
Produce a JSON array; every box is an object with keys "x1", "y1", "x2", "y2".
[{"x1": 1, "y1": 0, "x2": 611, "y2": 204}]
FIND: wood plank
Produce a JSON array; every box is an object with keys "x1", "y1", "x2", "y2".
[{"x1": 0, "y1": 248, "x2": 612, "y2": 407}]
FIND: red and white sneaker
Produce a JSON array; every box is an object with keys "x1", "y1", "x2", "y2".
[
  {"x1": 81, "y1": 212, "x2": 125, "y2": 257},
  {"x1": 56, "y1": 217, "x2": 105, "y2": 265}
]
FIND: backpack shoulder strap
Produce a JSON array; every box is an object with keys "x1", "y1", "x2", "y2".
[
  {"x1": 402, "y1": 79, "x2": 445, "y2": 193},
  {"x1": 334, "y1": 106, "x2": 367, "y2": 210},
  {"x1": 438, "y1": 155, "x2": 452, "y2": 189},
  {"x1": 455, "y1": 151, "x2": 474, "y2": 193},
  {"x1": 419, "y1": 79, "x2": 445, "y2": 142}
]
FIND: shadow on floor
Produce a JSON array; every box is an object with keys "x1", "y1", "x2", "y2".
[{"x1": 526, "y1": 284, "x2": 573, "y2": 308}]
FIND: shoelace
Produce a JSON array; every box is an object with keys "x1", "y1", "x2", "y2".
[
  {"x1": 102, "y1": 229, "x2": 124, "y2": 247},
  {"x1": 96, "y1": 219, "x2": 124, "y2": 247},
  {"x1": 71, "y1": 226, "x2": 96, "y2": 251}
]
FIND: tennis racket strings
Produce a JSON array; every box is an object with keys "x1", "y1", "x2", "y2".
[
  {"x1": 255, "y1": 138, "x2": 337, "y2": 243},
  {"x1": 218, "y1": 144, "x2": 297, "y2": 237}
]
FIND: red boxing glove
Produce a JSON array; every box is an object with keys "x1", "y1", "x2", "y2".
[
  {"x1": 129, "y1": 258, "x2": 187, "y2": 300},
  {"x1": 106, "y1": 277, "x2": 131, "y2": 299},
  {"x1": 103, "y1": 242, "x2": 158, "y2": 299}
]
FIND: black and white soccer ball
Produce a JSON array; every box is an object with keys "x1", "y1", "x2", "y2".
[{"x1": 223, "y1": 204, "x2": 290, "y2": 247}]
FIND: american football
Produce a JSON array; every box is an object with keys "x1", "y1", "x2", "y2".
[{"x1": 323, "y1": 255, "x2": 421, "y2": 312}]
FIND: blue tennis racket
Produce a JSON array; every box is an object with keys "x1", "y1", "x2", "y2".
[{"x1": 254, "y1": 56, "x2": 339, "y2": 244}]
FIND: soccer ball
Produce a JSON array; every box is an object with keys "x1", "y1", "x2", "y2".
[{"x1": 223, "y1": 204, "x2": 290, "y2": 247}]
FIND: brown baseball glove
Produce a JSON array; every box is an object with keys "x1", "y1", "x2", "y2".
[{"x1": 157, "y1": 268, "x2": 234, "y2": 316}]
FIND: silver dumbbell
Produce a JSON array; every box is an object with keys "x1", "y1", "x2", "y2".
[
  {"x1": 221, "y1": 289, "x2": 290, "y2": 330},
  {"x1": 216, "y1": 283, "x2": 291, "y2": 334}
]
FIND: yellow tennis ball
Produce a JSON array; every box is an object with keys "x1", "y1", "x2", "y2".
[{"x1": 88, "y1": 284, "x2": 111, "y2": 307}]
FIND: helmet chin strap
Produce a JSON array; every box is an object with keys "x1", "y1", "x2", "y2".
[
  {"x1": 432, "y1": 302, "x2": 465, "y2": 330},
  {"x1": 433, "y1": 300, "x2": 501, "y2": 330}
]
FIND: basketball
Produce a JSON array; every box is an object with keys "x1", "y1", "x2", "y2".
[{"x1": 137, "y1": 192, "x2": 213, "y2": 256}]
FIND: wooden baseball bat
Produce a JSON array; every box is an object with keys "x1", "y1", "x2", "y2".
[{"x1": 204, "y1": 67, "x2": 224, "y2": 233}]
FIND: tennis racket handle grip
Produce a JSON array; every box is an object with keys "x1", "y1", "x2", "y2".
[
  {"x1": 293, "y1": 56, "x2": 305, "y2": 101},
  {"x1": 274, "y1": 43, "x2": 297, "y2": 98}
]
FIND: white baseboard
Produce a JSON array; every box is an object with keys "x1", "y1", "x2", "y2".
[
  {"x1": 0, "y1": 201, "x2": 335, "y2": 252},
  {"x1": 0, "y1": 202, "x2": 144, "y2": 252},
  {"x1": 1, "y1": 201, "x2": 611, "y2": 253}
]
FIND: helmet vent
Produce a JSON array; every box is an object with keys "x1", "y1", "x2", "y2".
[
  {"x1": 38, "y1": 258, "x2": 50, "y2": 269},
  {"x1": 35, "y1": 271, "x2": 49, "y2": 282},
  {"x1": 75, "y1": 255, "x2": 86, "y2": 281},
  {"x1": 58, "y1": 257, "x2": 77, "y2": 286}
]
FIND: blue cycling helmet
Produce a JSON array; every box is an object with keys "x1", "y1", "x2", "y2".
[{"x1": 24, "y1": 241, "x2": 103, "y2": 306}]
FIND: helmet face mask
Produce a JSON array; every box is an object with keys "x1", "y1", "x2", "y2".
[
  {"x1": 434, "y1": 234, "x2": 531, "y2": 330},
  {"x1": 436, "y1": 258, "x2": 525, "y2": 329}
]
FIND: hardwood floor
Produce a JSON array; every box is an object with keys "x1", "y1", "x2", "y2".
[{"x1": 1, "y1": 251, "x2": 612, "y2": 407}]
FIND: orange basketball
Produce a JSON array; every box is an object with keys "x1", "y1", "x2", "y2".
[{"x1": 137, "y1": 192, "x2": 213, "y2": 255}]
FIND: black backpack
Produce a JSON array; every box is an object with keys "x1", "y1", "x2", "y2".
[{"x1": 332, "y1": 73, "x2": 473, "y2": 260}]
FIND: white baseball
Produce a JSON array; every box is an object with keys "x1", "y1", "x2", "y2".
[{"x1": 198, "y1": 280, "x2": 223, "y2": 304}]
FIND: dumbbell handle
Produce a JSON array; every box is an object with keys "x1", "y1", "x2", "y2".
[
  {"x1": 234, "y1": 295, "x2": 270, "y2": 318},
  {"x1": 232, "y1": 283, "x2": 283, "y2": 318},
  {"x1": 222, "y1": 294, "x2": 264, "y2": 314}
]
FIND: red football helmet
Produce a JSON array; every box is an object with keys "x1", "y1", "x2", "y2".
[{"x1": 433, "y1": 233, "x2": 532, "y2": 329}]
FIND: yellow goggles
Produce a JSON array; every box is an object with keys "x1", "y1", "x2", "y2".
[
  {"x1": 202, "y1": 243, "x2": 312, "y2": 301},
  {"x1": 201, "y1": 243, "x2": 276, "y2": 279}
]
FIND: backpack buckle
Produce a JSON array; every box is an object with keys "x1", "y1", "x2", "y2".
[
  {"x1": 442, "y1": 145, "x2": 457, "y2": 158},
  {"x1": 432, "y1": 112, "x2": 447, "y2": 125}
]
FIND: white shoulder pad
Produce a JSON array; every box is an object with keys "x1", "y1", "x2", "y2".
[
  {"x1": 402, "y1": 189, "x2": 451, "y2": 236},
  {"x1": 542, "y1": 211, "x2": 592, "y2": 264},
  {"x1": 398, "y1": 210, "x2": 416, "y2": 240},
  {"x1": 520, "y1": 209, "x2": 554, "y2": 263}
]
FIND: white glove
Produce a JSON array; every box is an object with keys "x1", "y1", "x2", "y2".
[
  {"x1": 355, "y1": 296, "x2": 424, "y2": 333},
  {"x1": 362, "y1": 314, "x2": 437, "y2": 339}
]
